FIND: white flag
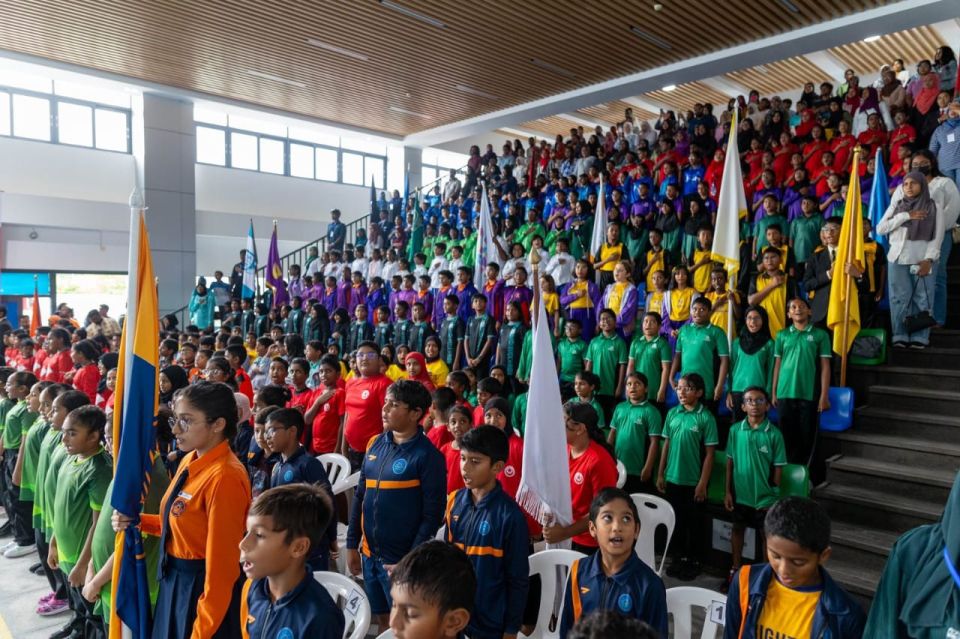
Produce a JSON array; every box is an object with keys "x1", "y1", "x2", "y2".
[
  {"x1": 710, "y1": 110, "x2": 746, "y2": 345},
  {"x1": 473, "y1": 182, "x2": 499, "y2": 288},
  {"x1": 517, "y1": 294, "x2": 572, "y2": 544},
  {"x1": 242, "y1": 220, "x2": 258, "y2": 299},
  {"x1": 589, "y1": 174, "x2": 607, "y2": 266}
]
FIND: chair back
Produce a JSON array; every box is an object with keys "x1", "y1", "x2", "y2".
[
  {"x1": 314, "y1": 571, "x2": 372, "y2": 639},
  {"x1": 666, "y1": 586, "x2": 727, "y2": 639},
  {"x1": 318, "y1": 453, "x2": 353, "y2": 493},
  {"x1": 820, "y1": 387, "x2": 853, "y2": 432},
  {"x1": 630, "y1": 493, "x2": 676, "y2": 575},
  {"x1": 519, "y1": 549, "x2": 586, "y2": 639},
  {"x1": 616, "y1": 460, "x2": 627, "y2": 489},
  {"x1": 779, "y1": 464, "x2": 810, "y2": 498}
]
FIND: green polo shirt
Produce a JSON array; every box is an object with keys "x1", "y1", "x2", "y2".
[
  {"x1": 43, "y1": 442, "x2": 71, "y2": 539},
  {"x1": 754, "y1": 214, "x2": 789, "y2": 248},
  {"x1": 512, "y1": 392, "x2": 529, "y2": 436},
  {"x1": 52, "y1": 448, "x2": 112, "y2": 573},
  {"x1": 570, "y1": 395, "x2": 607, "y2": 432},
  {"x1": 730, "y1": 339, "x2": 775, "y2": 394},
  {"x1": 789, "y1": 214, "x2": 824, "y2": 263},
  {"x1": 774, "y1": 324, "x2": 831, "y2": 401},
  {"x1": 0, "y1": 397, "x2": 14, "y2": 442},
  {"x1": 610, "y1": 400, "x2": 663, "y2": 475},
  {"x1": 727, "y1": 419, "x2": 787, "y2": 509},
  {"x1": 629, "y1": 335, "x2": 672, "y2": 400},
  {"x1": 558, "y1": 338, "x2": 587, "y2": 383},
  {"x1": 33, "y1": 426, "x2": 63, "y2": 529},
  {"x1": 675, "y1": 322, "x2": 729, "y2": 393},
  {"x1": 18, "y1": 416, "x2": 49, "y2": 501},
  {"x1": 663, "y1": 404, "x2": 719, "y2": 487},
  {"x1": 1, "y1": 402, "x2": 37, "y2": 451},
  {"x1": 585, "y1": 332, "x2": 628, "y2": 397}
]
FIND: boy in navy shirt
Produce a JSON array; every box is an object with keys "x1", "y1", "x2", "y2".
[
  {"x1": 264, "y1": 408, "x2": 338, "y2": 571},
  {"x1": 444, "y1": 426, "x2": 529, "y2": 639},
  {"x1": 346, "y1": 380, "x2": 447, "y2": 629},
  {"x1": 239, "y1": 484, "x2": 345, "y2": 639}
]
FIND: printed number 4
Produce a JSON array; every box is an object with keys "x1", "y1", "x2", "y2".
[
  {"x1": 347, "y1": 590, "x2": 362, "y2": 615},
  {"x1": 709, "y1": 601, "x2": 725, "y2": 625}
]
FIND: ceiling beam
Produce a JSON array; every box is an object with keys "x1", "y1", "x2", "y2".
[
  {"x1": 558, "y1": 112, "x2": 610, "y2": 130},
  {"x1": 931, "y1": 18, "x2": 960, "y2": 47},
  {"x1": 802, "y1": 50, "x2": 852, "y2": 82},
  {"x1": 404, "y1": 0, "x2": 956, "y2": 148},
  {"x1": 699, "y1": 76, "x2": 750, "y2": 99}
]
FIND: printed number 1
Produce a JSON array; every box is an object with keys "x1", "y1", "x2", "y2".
[{"x1": 709, "y1": 601, "x2": 725, "y2": 625}]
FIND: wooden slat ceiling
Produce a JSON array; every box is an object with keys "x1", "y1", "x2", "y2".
[
  {"x1": 828, "y1": 25, "x2": 945, "y2": 75},
  {"x1": 726, "y1": 56, "x2": 833, "y2": 96},
  {"x1": 643, "y1": 81, "x2": 733, "y2": 114},
  {"x1": 0, "y1": 0, "x2": 886, "y2": 137},
  {"x1": 577, "y1": 101, "x2": 657, "y2": 126},
  {"x1": 518, "y1": 116, "x2": 589, "y2": 139}
]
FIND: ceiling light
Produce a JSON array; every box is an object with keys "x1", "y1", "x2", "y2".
[
  {"x1": 863, "y1": 35, "x2": 881, "y2": 43},
  {"x1": 388, "y1": 106, "x2": 430, "y2": 118},
  {"x1": 455, "y1": 84, "x2": 499, "y2": 100},
  {"x1": 305, "y1": 39, "x2": 369, "y2": 61},
  {"x1": 379, "y1": 0, "x2": 445, "y2": 28},
  {"x1": 530, "y1": 58, "x2": 576, "y2": 79},
  {"x1": 629, "y1": 26, "x2": 672, "y2": 51},
  {"x1": 779, "y1": 0, "x2": 800, "y2": 13},
  {"x1": 755, "y1": 64, "x2": 770, "y2": 74},
  {"x1": 246, "y1": 70, "x2": 306, "y2": 88},
  {"x1": 662, "y1": 84, "x2": 677, "y2": 92}
]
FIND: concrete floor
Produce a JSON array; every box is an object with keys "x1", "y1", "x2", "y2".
[{"x1": 0, "y1": 544, "x2": 68, "y2": 639}]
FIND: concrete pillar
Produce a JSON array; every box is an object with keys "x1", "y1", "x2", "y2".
[
  {"x1": 133, "y1": 94, "x2": 197, "y2": 315},
  {"x1": 403, "y1": 146, "x2": 423, "y2": 195}
]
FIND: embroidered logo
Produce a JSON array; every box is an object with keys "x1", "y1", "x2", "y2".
[
  {"x1": 283, "y1": 469, "x2": 294, "y2": 482},
  {"x1": 617, "y1": 593, "x2": 633, "y2": 612},
  {"x1": 479, "y1": 520, "x2": 491, "y2": 536},
  {"x1": 171, "y1": 499, "x2": 187, "y2": 517},
  {"x1": 277, "y1": 629, "x2": 294, "y2": 639},
  {"x1": 361, "y1": 390, "x2": 371, "y2": 400},
  {"x1": 392, "y1": 458, "x2": 408, "y2": 474},
  {"x1": 759, "y1": 445, "x2": 769, "y2": 454},
  {"x1": 573, "y1": 471, "x2": 585, "y2": 485},
  {"x1": 503, "y1": 465, "x2": 516, "y2": 478}
]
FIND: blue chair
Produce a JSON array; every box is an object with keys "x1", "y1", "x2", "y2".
[
  {"x1": 717, "y1": 391, "x2": 731, "y2": 417},
  {"x1": 819, "y1": 387, "x2": 854, "y2": 432},
  {"x1": 768, "y1": 402, "x2": 779, "y2": 424},
  {"x1": 665, "y1": 382, "x2": 679, "y2": 408}
]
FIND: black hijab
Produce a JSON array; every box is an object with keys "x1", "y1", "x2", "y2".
[
  {"x1": 159, "y1": 365, "x2": 189, "y2": 405},
  {"x1": 739, "y1": 305, "x2": 772, "y2": 355}
]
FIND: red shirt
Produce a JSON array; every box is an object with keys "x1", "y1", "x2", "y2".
[
  {"x1": 427, "y1": 424, "x2": 453, "y2": 450},
  {"x1": 568, "y1": 441, "x2": 619, "y2": 547},
  {"x1": 440, "y1": 442, "x2": 465, "y2": 495},
  {"x1": 473, "y1": 405, "x2": 485, "y2": 427},
  {"x1": 32, "y1": 349, "x2": 48, "y2": 377},
  {"x1": 830, "y1": 134, "x2": 856, "y2": 173},
  {"x1": 235, "y1": 368, "x2": 254, "y2": 403},
  {"x1": 309, "y1": 385, "x2": 345, "y2": 454},
  {"x1": 16, "y1": 354, "x2": 35, "y2": 372},
  {"x1": 888, "y1": 124, "x2": 916, "y2": 160},
  {"x1": 72, "y1": 363, "x2": 101, "y2": 403},
  {"x1": 40, "y1": 349, "x2": 73, "y2": 383},
  {"x1": 343, "y1": 374, "x2": 392, "y2": 452}
]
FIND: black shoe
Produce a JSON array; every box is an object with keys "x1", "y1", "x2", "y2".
[
  {"x1": 29, "y1": 561, "x2": 44, "y2": 575},
  {"x1": 49, "y1": 625, "x2": 77, "y2": 639}
]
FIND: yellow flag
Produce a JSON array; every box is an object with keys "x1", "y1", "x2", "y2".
[{"x1": 826, "y1": 149, "x2": 865, "y2": 356}]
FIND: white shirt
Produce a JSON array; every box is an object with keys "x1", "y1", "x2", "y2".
[
  {"x1": 448, "y1": 258, "x2": 464, "y2": 275},
  {"x1": 367, "y1": 259, "x2": 383, "y2": 281},
  {"x1": 351, "y1": 258, "x2": 369, "y2": 277},
  {"x1": 381, "y1": 260, "x2": 399, "y2": 284},
  {"x1": 413, "y1": 264, "x2": 428, "y2": 278},
  {"x1": 501, "y1": 257, "x2": 530, "y2": 283},
  {"x1": 546, "y1": 251, "x2": 575, "y2": 286},
  {"x1": 428, "y1": 255, "x2": 449, "y2": 289},
  {"x1": 878, "y1": 176, "x2": 959, "y2": 264},
  {"x1": 443, "y1": 178, "x2": 462, "y2": 202},
  {"x1": 323, "y1": 261, "x2": 342, "y2": 279}
]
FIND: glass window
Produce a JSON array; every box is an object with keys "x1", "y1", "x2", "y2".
[
  {"x1": 342, "y1": 152, "x2": 364, "y2": 185},
  {"x1": 0, "y1": 69, "x2": 51, "y2": 93},
  {"x1": 54, "y1": 80, "x2": 130, "y2": 108},
  {"x1": 421, "y1": 166, "x2": 437, "y2": 189},
  {"x1": 316, "y1": 148, "x2": 338, "y2": 181},
  {"x1": 0, "y1": 92, "x2": 9, "y2": 136},
  {"x1": 196, "y1": 126, "x2": 226, "y2": 165},
  {"x1": 289, "y1": 126, "x2": 339, "y2": 147},
  {"x1": 57, "y1": 102, "x2": 94, "y2": 147},
  {"x1": 12, "y1": 94, "x2": 51, "y2": 141},
  {"x1": 94, "y1": 109, "x2": 128, "y2": 151},
  {"x1": 228, "y1": 114, "x2": 286, "y2": 137},
  {"x1": 259, "y1": 138, "x2": 284, "y2": 174},
  {"x1": 341, "y1": 136, "x2": 386, "y2": 155},
  {"x1": 364, "y1": 157, "x2": 384, "y2": 187},
  {"x1": 194, "y1": 106, "x2": 228, "y2": 126},
  {"x1": 230, "y1": 131, "x2": 258, "y2": 170},
  {"x1": 290, "y1": 143, "x2": 315, "y2": 178}
]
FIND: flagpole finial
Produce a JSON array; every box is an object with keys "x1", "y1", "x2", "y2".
[
  {"x1": 128, "y1": 187, "x2": 144, "y2": 210},
  {"x1": 529, "y1": 246, "x2": 542, "y2": 267},
  {"x1": 273, "y1": 219, "x2": 278, "y2": 226}
]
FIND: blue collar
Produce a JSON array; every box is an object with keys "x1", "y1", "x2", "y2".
[{"x1": 943, "y1": 546, "x2": 960, "y2": 590}]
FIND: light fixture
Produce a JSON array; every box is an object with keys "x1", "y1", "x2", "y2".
[
  {"x1": 305, "y1": 39, "x2": 369, "y2": 61},
  {"x1": 755, "y1": 64, "x2": 770, "y2": 74},
  {"x1": 389, "y1": 106, "x2": 430, "y2": 118},
  {"x1": 246, "y1": 70, "x2": 306, "y2": 88},
  {"x1": 629, "y1": 26, "x2": 672, "y2": 51},
  {"x1": 455, "y1": 84, "x2": 499, "y2": 100},
  {"x1": 779, "y1": 0, "x2": 800, "y2": 12},
  {"x1": 530, "y1": 58, "x2": 576, "y2": 79},
  {"x1": 379, "y1": 0, "x2": 445, "y2": 28},
  {"x1": 662, "y1": 84, "x2": 677, "y2": 92},
  {"x1": 863, "y1": 35, "x2": 881, "y2": 43}
]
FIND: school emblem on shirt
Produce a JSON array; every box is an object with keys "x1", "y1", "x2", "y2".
[
  {"x1": 171, "y1": 499, "x2": 187, "y2": 517},
  {"x1": 946, "y1": 628, "x2": 960, "y2": 639},
  {"x1": 573, "y1": 471, "x2": 585, "y2": 485},
  {"x1": 806, "y1": 335, "x2": 814, "y2": 342},
  {"x1": 277, "y1": 629, "x2": 294, "y2": 639},
  {"x1": 361, "y1": 390, "x2": 370, "y2": 399},
  {"x1": 503, "y1": 465, "x2": 516, "y2": 478},
  {"x1": 617, "y1": 593, "x2": 633, "y2": 612},
  {"x1": 479, "y1": 520, "x2": 491, "y2": 536},
  {"x1": 392, "y1": 458, "x2": 408, "y2": 474},
  {"x1": 283, "y1": 469, "x2": 294, "y2": 482},
  {"x1": 759, "y1": 445, "x2": 769, "y2": 454},
  {"x1": 323, "y1": 403, "x2": 331, "y2": 413}
]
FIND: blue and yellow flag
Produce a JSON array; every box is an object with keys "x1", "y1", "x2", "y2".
[{"x1": 109, "y1": 200, "x2": 159, "y2": 639}]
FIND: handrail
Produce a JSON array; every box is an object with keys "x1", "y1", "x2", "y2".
[{"x1": 168, "y1": 163, "x2": 467, "y2": 327}]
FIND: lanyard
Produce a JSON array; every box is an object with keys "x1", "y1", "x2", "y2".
[{"x1": 944, "y1": 547, "x2": 960, "y2": 590}]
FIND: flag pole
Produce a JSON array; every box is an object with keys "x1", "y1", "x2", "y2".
[
  {"x1": 530, "y1": 246, "x2": 541, "y2": 329},
  {"x1": 839, "y1": 147, "x2": 861, "y2": 387}
]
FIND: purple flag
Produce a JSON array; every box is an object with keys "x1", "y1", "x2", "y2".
[{"x1": 266, "y1": 223, "x2": 289, "y2": 307}]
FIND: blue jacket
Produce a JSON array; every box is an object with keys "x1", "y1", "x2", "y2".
[
  {"x1": 724, "y1": 563, "x2": 865, "y2": 639},
  {"x1": 346, "y1": 429, "x2": 446, "y2": 564},
  {"x1": 270, "y1": 447, "x2": 338, "y2": 570},
  {"x1": 559, "y1": 551, "x2": 668, "y2": 638},
  {"x1": 241, "y1": 570, "x2": 344, "y2": 639},
  {"x1": 444, "y1": 483, "x2": 529, "y2": 639},
  {"x1": 188, "y1": 292, "x2": 216, "y2": 329}
]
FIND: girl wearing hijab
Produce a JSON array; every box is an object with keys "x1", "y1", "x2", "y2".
[
  {"x1": 188, "y1": 281, "x2": 215, "y2": 330},
  {"x1": 877, "y1": 170, "x2": 945, "y2": 349},
  {"x1": 880, "y1": 67, "x2": 910, "y2": 116},
  {"x1": 403, "y1": 351, "x2": 436, "y2": 393},
  {"x1": 726, "y1": 306, "x2": 774, "y2": 423},
  {"x1": 159, "y1": 365, "x2": 189, "y2": 408},
  {"x1": 301, "y1": 302, "x2": 330, "y2": 346}
]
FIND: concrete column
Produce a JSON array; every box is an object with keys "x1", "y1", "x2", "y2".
[
  {"x1": 403, "y1": 146, "x2": 423, "y2": 194},
  {"x1": 133, "y1": 94, "x2": 197, "y2": 315}
]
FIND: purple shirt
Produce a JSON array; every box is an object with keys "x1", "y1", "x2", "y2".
[
  {"x1": 482, "y1": 279, "x2": 505, "y2": 322},
  {"x1": 453, "y1": 282, "x2": 479, "y2": 324},
  {"x1": 347, "y1": 283, "x2": 368, "y2": 317},
  {"x1": 336, "y1": 281, "x2": 352, "y2": 312},
  {"x1": 502, "y1": 285, "x2": 533, "y2": 325}
]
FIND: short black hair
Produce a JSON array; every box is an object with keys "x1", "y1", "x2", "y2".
[
  {"x1": 678, "y1": 372, "x2": 705, "y2": 393},
  {"x1": 289, "y1": 357, "x2": 310, "y2": 374},
  {"x1": 265, "y1": 407, "x2": 306, "y2": 439},
  {"x1": 589, "y1": 487, "x2": 639, "y2": 523},
  {"x1": 568, "y1": 611, "x2": 658, "y2": 639},
  {"x1": 249, "y1": 484, "x2": 334, "y2": 552},
  {"x1": 390, "y1": 541, "x2": 476, "y2": 616},
  {"x1": 476, "y1": 377, "x2": 503, "y2": 396},
  {"x1": 459, "y1": 425, "x2": 509, "y2": 465},
  {"x1": 258, "y1": 384, "x2": 292, "y2": 408},
  {"x1": 432, "y1": 387, "x2": 457, "y2": 416},
  {"x1": 55, "y1": 389, "x2": 92, "y2": 413},
  {"x1": 319, "y1": 354, "x2": 341, "y2": 371},
  {"x1": 67, "y1": 404, "x2": 107, "y2": 436},
  {"x1": 625, "y1": 371, "x2": 648, "y2": 387},
  {"x1": 0, "y1": 367, "x2": 15, "y2": 385},
  {"x1": 742, "y1": 385, "x2": 769, "y2": 401},
  {"x1": 386, "y1": 380, "x2": 432, "y2": 418},
  {"x1": 176, "y1": 382, "x2": 239, "y2": 441},
  {"x1": 225, "y1": 344, "x2": 247, "y2": 365},
  {"x1": 765, "y1": 497, "x2": 832, "y2": 553},
  {"x1": 691, "y1": 296, "x2": 712, "y2": 311},
  {"x1": 161, "y1": 338, "x2": 179, "y2": 353},
  {"x1": 255, "y1": 406, "x2": 280, "y2": 425}
]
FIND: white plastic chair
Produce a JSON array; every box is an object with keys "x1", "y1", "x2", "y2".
[
  {"x1": 519, "y1": 549, "x2": 586, "y2": 639},
  {"x1": 337, "y1": 470, "x2": 361, "y2": 495},
  {"x1": 335, "y1": 522, "x2": 349, "y2": 575},
  {"x1": 318, "y1": 453, "x2": 352, "y2": 494},
  {"x1": 630, "y1": 493, "x2": 675, "y2": 575},
  {"x1": 616, "y1": 460, "x2": 627, "y2": 488},
  {"x1": 314, "y1": 571, "x2": 372, "y2": 639},
  {"x1": 376, "y1": 631, "x2": 394, "y2": 639},
  {"x1": 666, "y1": 586, "x2": 727, "y2": 639}
]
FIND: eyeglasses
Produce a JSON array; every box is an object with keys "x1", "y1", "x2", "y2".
[
  {"x1": 265, "y1": 425, "x2": 292, "y2": 437},
  {"x1": 168, "y1": 415, "x2": 205, "y2": 431},
  {"x1": 743, "y1": 397, "x2": 767, "y2": 406},
  {"x1": 357, "y1": 352, "x2": 380, "y2": 360}
]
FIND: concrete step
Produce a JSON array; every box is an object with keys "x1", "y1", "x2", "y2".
[
  {"x1": 854, "y1": 406, "x2": 960, "y2": 440},
  {"x1": 822, "y1": 430, "x2": 960, "y2": 470},
  {"x1": 825, "y1": 554, "x2": 880, "y2": 608},
  {"x1": 868, "y1": 385, "x2": 960, "y2": 414},
  {"x1": 848, "y1": 365, "x2": 960, "y2": 393},
  {"x1": 816, "y1": 482, "x2": 942, "y2": 532},
  {"x1": 890, "y1": 346, "x2": 960, "y2": 369},
  {"x1": 829, "y1": 520, "x2": 898, "y2": 573},
  {"x1": 930, "y1": 329, "x2": 960, "y2": 349},
  {"x1": 825, "y1": 454, "x2": 956, "y2": 503}
]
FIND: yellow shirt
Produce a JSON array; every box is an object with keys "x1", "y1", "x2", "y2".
[
  {"x1": 567, "y1": 281, "x2": 594, "y2": 310},
  {"x1": 668, "y1": 287, "x2": 695, "y2": 323},
  {"x1": 598, "y1": 242, "x2": 624, "y2": 272},
  {"x1": 426, "y1": 359, "x2": 449, "y2": 389},
  {"x1": 544, "y1": 292, "x2": 559, "y2": 316},
  {"x1": 692, "y1": 249, "x2": 714, "y2": 293},
  {"x1": 755, "y1": 272, "x2": 787, "y2": 338},
  {"x1": 645, "y1": 249, "x2": 666, "y2": 291},
  {"x1": 863, "y1": 241, "x2": 879, "y2": 292},
  {"x1": 385, "y1": 364, "x2": 406, "y2": 381},
  {"x1": 706, "y1": 290, "x2": 739, "y2": 337},
  {"x1": 606, "y1": 282, "x2": 629, "y2": 316},
  {"x1": 646, "y1": 291, "x2": 665, "y2": 317},
  {"x1": 756, "y1": 577, "x2": 821, "y2": 639}
]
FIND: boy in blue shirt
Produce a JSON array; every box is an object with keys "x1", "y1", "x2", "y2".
[
  {"x1": 346, "y1": 380, "x2": 447, "y2": 629},
  {"x1": 239, "y1": 484, "x2": 345, "y2": 639},
  {"x1": 444, "y1": 426, "x2": 529, "y2": 639}
]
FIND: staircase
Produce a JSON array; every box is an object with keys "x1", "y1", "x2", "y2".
[{"x1": 815, "y1": 250, "x2": 960, "y2": 610}]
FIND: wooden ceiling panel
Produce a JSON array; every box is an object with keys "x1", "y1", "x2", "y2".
[
  {"x1": 577, "y1": 101, "x2": 656, "y2": 125},
  {"x1": 726, "y1": 56, "x2": 833, "y2": 96},
  {"x1": 0, "y1": 0, "x2": 885, "y2": 136},
  {"x1": 643, "y1": 81, "x2": 733, "y2": 113},
  {"x1": 828, "y1": 25, "x2": 945, "y2": 75},
  {"x1": 519, "y1": 116, "x2": 588, "y2": 138}
]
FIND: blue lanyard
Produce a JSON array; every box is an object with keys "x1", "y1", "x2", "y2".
[{"x1": 944, "y1": 547, "x2": 960, "y2": 590}]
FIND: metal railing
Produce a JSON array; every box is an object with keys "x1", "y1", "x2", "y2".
[{"x1": 169, "y1": 165, "x2": 466, "y2": 328}]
